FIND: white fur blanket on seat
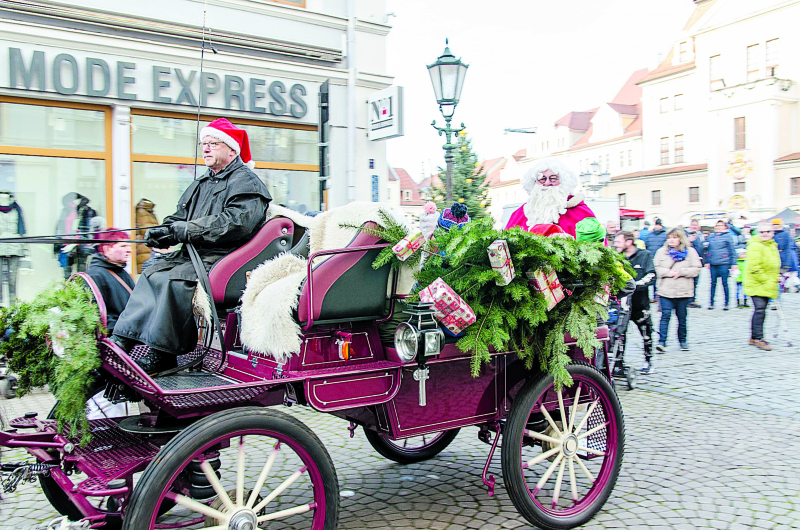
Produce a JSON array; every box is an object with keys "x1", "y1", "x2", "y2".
[{"x1": 239, "y1": 202, "x2": 415, "y2": 364}]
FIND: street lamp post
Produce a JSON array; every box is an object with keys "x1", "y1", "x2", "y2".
[
  {"x1": 579, "y1": 160, "x2": 611, "y2": 197},
  {"x1": 428, "y1": 39, "x2": 469, "y2": 202}
]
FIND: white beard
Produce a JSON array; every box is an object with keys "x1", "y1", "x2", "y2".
[{"x1": 523, "y1": 185, "x2": 571, "y2": 228}]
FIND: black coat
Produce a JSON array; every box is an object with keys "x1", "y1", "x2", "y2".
[
  {"x1": 145, "y1": 157, "x2": 272, "y2": 281},
  {"x1": 87, "y1": 254, "x2": 135, "y2": 334},
  {"x1": 113, "y1": 157, "x2": 271, "y2": 355},
  {"x1": 625, "y1": 248, "x2": 656, "y2": 310}
]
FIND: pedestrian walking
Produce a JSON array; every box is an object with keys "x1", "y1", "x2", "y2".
[
  {"x1": 705, "y1": 219, "x2": 736, "y2": 310},
  {"x1": 744, "y1": 223, "x2": 781, "y2": 351},
  {"x1": 614, "y1": 231, "x2": 656, "y2": 374},
  {"x1": 771, "y1": 219, "x2": 799, "y2": 299},
  {"x1": 734, "y1": 248, "x2": 748, "y2": 308},
  {"x1": 645, "y1": 219, "x2": 667, "y2": 302},
  {"x1": 685, "y1": 219, "x2": 705, "y2": 308},
  {"x1": 639, "y1": 220, "x2": 651, "y2": 243},
  {"x1": 653, "y1": 229, "x2": 701, "y2": 352}
]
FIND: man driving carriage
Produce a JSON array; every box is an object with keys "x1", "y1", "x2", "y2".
[{"x1": 111, "y1": 118, "x2": 272, "y2": 373}]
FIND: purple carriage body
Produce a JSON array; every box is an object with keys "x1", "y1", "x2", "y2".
[{"x1": 0, "y1": 215, "x2": 624, "y2": 530}]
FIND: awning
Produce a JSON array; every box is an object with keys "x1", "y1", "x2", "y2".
[{"x1": 620, "y1": 208, "x2": 644, "y2": 219}]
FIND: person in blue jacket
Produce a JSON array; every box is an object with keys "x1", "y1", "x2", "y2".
[
  {"x1": 772, "y1": 219, "x2": 798, "y2": 273},
  {"x1": 645, "y1": 219, "x2": 667, "y2": 301},
  {"x1": 705, "y1": 219, "x2": 736, "y2": 309},
  {"x1": 685, "y1": 219, "x2": 705, "y2": 307}
]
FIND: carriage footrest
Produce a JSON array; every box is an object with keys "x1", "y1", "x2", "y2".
[
  {"x1": 154, "y1": 372, "x2": 236, "y2": 390},
  {"x1": 77, "y1": 476, "x2": 129, "y2": 497},
  {"x1": 9, "y1": 416, "x2": 56, "y2": 430}
]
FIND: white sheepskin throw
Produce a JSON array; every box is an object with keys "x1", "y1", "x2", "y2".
[{"x1": 240, "y1": 252, "x2": 307, "y2": 363}]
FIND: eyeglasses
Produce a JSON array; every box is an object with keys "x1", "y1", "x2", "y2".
[
  {"x1": 537, "y1": 176, "x2": 560, "y2": 184},
  {"x1": 758, "y1": 230, "x2": 773, "y2": 234},
  {"x1": 198, "y1": 141, "x2": 224, "y2": 149}
]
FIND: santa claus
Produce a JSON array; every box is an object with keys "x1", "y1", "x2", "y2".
[{"x1": 505, "y1": 159, "x2": 598, "y2": 239}]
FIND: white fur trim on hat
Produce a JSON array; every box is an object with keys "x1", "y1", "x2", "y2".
[
  {"x1": 246, "y1": 160, "x2": 256, "y2": 170},
  {"x1": 200, "y1": 126, "x2": 241, "y2": 155}
]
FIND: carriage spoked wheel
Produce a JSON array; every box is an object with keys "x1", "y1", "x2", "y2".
[
  {"x1": 502, "y1": 362, "x2": 624, "y2": 530},
  {"x1": 122, "y1": 407, "x2": 339, "y2": 530},
  {"x1": 363, "y1": 428, "x2": 460, "y2": 464}
]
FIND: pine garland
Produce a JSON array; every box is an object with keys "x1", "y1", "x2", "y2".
[
  {"x1": 0, "y1": 280, "x2": 102, "y2": 445},
  {"x1": 349, "y1": 211, "x2": 633, "y2": 389}
]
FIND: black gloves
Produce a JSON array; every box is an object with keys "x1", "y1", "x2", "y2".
[
  {"x1": 169, "y1": 221, "x2": 191, "y2": 244},
  {"x1": 145, "y1": 227, "x2": 175, "y2": 249}
]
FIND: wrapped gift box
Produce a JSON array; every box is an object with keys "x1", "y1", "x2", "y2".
[
  {"x1": 594, "y1": 284, "x2": 611, "y2": 306},
  {"x1": 487, "y1": 239, "x2": 516, "y2": 286},
  {"x1": 526, "y1": 269, "x2": 566, "y2": 311},
  {"x1": 419, "y1": 277, "x2": 476, "y2": 334},
  {"x1": 392, "y1": 230, "x2": 425, "y2": 261}
]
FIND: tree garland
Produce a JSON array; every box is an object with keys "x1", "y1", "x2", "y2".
[
  {"x1": 347, "y1": 211, "x2": 633, "y2": 389},
  {"x1": 0, "y1": 280, "x2": 101, "y2": 445}
]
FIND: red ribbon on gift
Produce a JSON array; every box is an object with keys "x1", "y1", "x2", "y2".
[{"x1": 492, "y1": 258, "x2": 511, "y2": 271}]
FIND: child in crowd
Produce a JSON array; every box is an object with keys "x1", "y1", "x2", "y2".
[{"x1": 734, "y1": 248, "x2": 748, "y2": 308}]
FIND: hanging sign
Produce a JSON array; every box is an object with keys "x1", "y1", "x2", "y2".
[{"x1": 367, "y1": 86, "x2": 404, "y2": 141}]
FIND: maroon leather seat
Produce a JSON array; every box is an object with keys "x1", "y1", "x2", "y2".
[
  {"x1": 208, "y1": 216, "x2": 307, "y2": 309},
  {"x1": 297, "y1": 222, "x2": 391, "y2": 327}
]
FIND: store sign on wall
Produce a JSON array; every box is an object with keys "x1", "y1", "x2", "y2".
[
  {"x1": 1, "y1": 45, "x2": 318, "y2": 123},
  {"x1": 367, "y1": 86, "x2": 404, "y2": 141}
]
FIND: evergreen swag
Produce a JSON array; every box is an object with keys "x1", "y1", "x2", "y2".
[
  {"x1": 347, "y1": 210, "x2": 632, "y2": 389},
  {"x1": 0, "y1": 280, "x2": 101, "y2": 445}
]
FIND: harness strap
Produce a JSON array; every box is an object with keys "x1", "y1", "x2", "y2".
[{"x1": 106, "y1": 270, "x2": 133, "y2": 295}]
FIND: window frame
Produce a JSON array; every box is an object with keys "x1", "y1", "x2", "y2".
[
  {"x1": 790, "y1": 177, "x2": 799, "y2": 196},
  {"x1": 660, "y1": 97, "x2": 669, "y2": 113},
  {"x1": 766, "y1": 38, "x2": 779, "y2": 77},
  {"x1": 746, "y1": 43, "x2": 761, "y2": 82},
  {"x1": 618, "y1": 193, "x2": 626, "y2": 207},
  {"x1": 674, "y1": 134, "x2": 684, "y2": 163},
  {"x1": 734, "y1": 117, "x2": 746, "y2": 151},
  {"x1": 0, "y1": 95, "x2": 113, "y2": 220},
  {"x1": 688, "y1": 186, "x2": 700, "y2": 203},
  {"x1": 709, "y1": 54, "x2": 724, "y2": 90},
  {"x1": 674, "y1": 94, "x2": 684, "y2": 111},
  {"x1": 733, "y1": 181, "x2": 746, "y2": 193},
  {"x1": 652, "y1": 190, "x2": 662, "y2": 206},
  {"x1": 660, "y1": 137, "x2": 670, "y2": 165}
]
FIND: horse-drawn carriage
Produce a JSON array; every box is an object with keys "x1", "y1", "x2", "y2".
[{"x1": 0, "y1": 210, "x2": 624, "y2": 530}]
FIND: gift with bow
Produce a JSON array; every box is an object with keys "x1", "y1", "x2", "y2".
[
  {"x1": 526, "y1": 268, "x2": 566, "y2": 311},
  {"x1": 392, "y1": 229, "x2": 425, "y2": 261},
  {"x1": 487, "y1": 239, "x2": 516, "y2": 286},
  {"x1": 419, "y1": 277, "x2": 477, "y2": 334}
]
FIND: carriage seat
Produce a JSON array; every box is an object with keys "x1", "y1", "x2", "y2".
[
  {"x1": 208, "y1": 216, "x2": 309, "y2": 310},
  {"x1": 297, "y1": 222, "x2": 391, "y2": 327}
]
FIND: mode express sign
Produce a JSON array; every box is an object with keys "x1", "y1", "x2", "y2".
[{"x1": 1, "y1": 45, "x2": 317, "y2": 123}]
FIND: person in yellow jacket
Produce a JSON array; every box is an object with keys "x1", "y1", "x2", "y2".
[{"x1": 744, "y1": 223, "x2": 781, "y2": 351}]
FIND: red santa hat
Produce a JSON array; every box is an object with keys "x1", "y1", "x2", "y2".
[
  {"x1": 200, "y1": 118, "x2": 255, "y2": 169},
  {"x1": 529, "y1": 223, "x2": 575, "y2": 240}
]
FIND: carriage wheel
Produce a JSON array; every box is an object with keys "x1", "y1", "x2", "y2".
[
  {"x1": 502, "y1": 362, "x2": 624, "y2": 530},
  {"x1": 363, "y1": 428, "x2": 459, "y2": 464},
  {"x1": 122, "y1": 407, "x2": 339, "y2": 530}
]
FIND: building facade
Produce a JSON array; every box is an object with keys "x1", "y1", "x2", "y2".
[{"x1": 0, "y1": 0, "x2": 393, "y2": 302}]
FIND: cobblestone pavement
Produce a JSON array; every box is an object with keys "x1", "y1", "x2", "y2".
[{"x1": 0, "y1": 270, "x2": 798, "y2": 529}]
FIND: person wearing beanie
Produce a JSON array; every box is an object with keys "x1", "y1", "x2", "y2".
[
  {"x1": 576, "y1": 216, "x2": 606, "y2": 243},
  {"x1": 438, "y1": 202, "x2": 470, "y2": 231},
  {"x1": 112, "y1": 118, "x2": 272, "y2": 373},
  {"x1": 89, "y1": 229, "x2": 134, "y2": 334}
]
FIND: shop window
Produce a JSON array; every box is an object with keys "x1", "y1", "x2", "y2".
[
  {"x1": 660, "y1": 137, "x2": 669, "y2": 165},
  {"x1": 710, "y1": 55, "x2": 724, "y2": 90},
  {"x1": 791, "y1": 177, "x2": 799, "y2": 196},
  {"x1": 747, "y1": 44, "x2": 761, "y2": 82},
  {"x1": 652, "y1": 190, "x2": 661, "y2": 206},
  {"x1": 674, "y1": 94, "x2": 684, "y2": 111},
  {"x1": 688, "y1": 186, "x2": 699, "y2": 203},
  {"x1": 618, "y1": 193, "x2": 626, "y2": 207},
  {"x1": 734, "y1": 182, "x2": 745, "y2": 193},
  {"x1": 734, "y1": 117, "x2": 746, "y2": 151},
  {"x1": 0, "y1": 98, "x2": 110, "y2": 302},
  {"x1": 674, "y1": 135, "x2": 684, "y2": 163},
  {"x1": 766, "y1": 39, "x2": 779, "y2": 77}
]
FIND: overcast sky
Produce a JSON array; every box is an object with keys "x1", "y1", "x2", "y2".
[{"x1": 384, "y1": 0, "x2": 697, "y2": 182}]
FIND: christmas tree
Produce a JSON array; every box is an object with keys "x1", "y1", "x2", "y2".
[{"x1": 431, "y1": 131, "x2": 492, "y2": 220}]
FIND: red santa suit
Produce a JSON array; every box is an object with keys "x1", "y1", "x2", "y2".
[{"x1": 505, "y1": 194, "x2": 597, "y2": 238}]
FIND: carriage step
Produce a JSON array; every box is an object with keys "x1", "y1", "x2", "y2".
[
  {"x1": 76, "y1": 476, "x2": 129, "y2": 497},
  {"x1": 285, "y1": 360, "x2": 400, "y2": 379},
  {"x1": 154, "y1": 371, "x2": 237, "y2": 390},
  {"x1": 9, "y1": 415, "x2": 56, "y2": 430}
]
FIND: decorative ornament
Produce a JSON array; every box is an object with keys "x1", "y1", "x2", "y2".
[
  {"x1": 487, "y1": 239, "x2": 515, "y2": 286},
  {"x1": 419, "y1": 202, "x2": 439, "y2": 240},
  {"x1": 466, "y1": 178, "x2": 473, "y2": 184},
  {"x1": 419, "y1": 277, "x2": 476, "y2": 335},
  {"x1": 527, "y1": 269, "x2": 567, "y2": 311},
  {"x1": 392, "y1": 230, "x2": 425, "y2": 261}
]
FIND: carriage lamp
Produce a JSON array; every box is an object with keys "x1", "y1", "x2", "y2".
[{"x1": 395, "y1": 303, "x2": 445, "y2": 406}]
